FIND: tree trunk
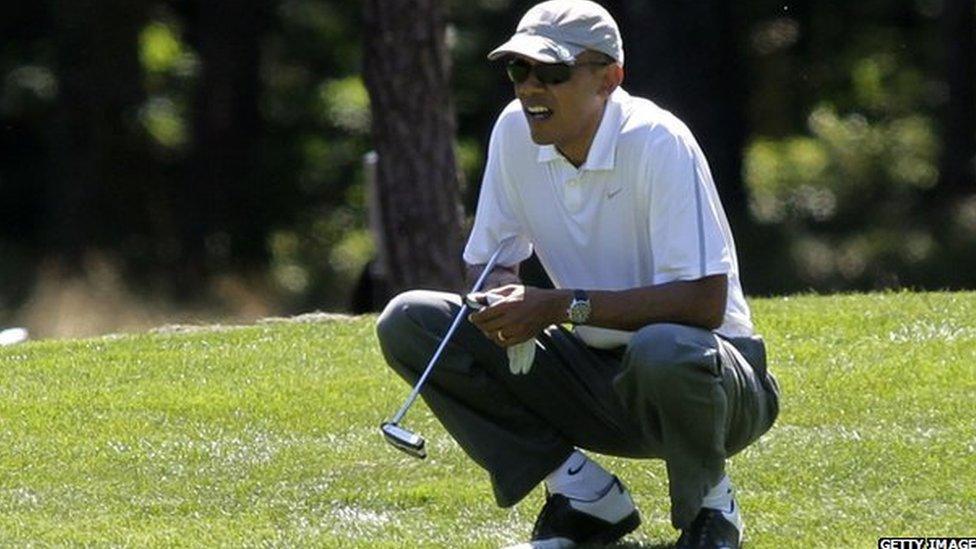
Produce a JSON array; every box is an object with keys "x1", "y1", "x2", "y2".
[
  {"x1": 363, "y1": 0, "x2": 465, "y2": 295},
  {"x1": 179, "y1": 0, "x2": 267, "y2": 294},
  {"x1": 48, "y1": 0, "x2": 152, "y2": 268},
  {"x1": 940, "y1": 0, "x2": 976, "y2": 197}
]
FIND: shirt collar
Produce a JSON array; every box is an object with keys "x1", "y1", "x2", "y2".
[{"x1": 536, "y1": 87, "x2": 628, "y2": 171}]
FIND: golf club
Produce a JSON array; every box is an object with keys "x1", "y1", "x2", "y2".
[{"x1": 380, "y1": 237, "x2": 513, "y2": 459}]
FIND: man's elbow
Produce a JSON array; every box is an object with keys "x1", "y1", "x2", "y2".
[{"x1": 699, "y1": 274, "x2": 728, "y2": 330}]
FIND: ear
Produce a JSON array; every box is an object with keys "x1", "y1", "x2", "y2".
[{"x1": 600, "y1": 64, "x2": 624, "y2": 97}]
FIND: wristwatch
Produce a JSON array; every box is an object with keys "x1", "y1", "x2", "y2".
[{"x1": 566, "y1": 289, "x2": 591, "y2": 325}]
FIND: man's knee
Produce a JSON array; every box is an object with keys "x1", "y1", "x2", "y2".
[
  {"x1": 622, "y1": 323, "x2": 719, "y2": 386},
  {"x1": 613, "y1": 324, "x2": 723, "y2": 448},
  {"x1": 376, "y1": 290, "x2": 414, "y2": 343},
  {"x1": 376, "y1": 289, "x2": 449, "y2": 353}
]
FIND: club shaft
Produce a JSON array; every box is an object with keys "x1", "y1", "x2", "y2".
[{"x1": 389, "y1": 239, "x2": 511, "y2": 424}]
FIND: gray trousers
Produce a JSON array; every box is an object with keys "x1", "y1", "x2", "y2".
[{"x1": 376, "y1": 290, "x2": 780, "y2": 530}]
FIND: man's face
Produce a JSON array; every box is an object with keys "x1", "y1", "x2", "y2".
[{"x1": 512, "y1": 53, "x2": 614, "y2": 159}]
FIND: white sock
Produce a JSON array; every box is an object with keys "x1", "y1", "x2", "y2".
[
  {"x1": 701, "y1": 474, "x2": 743, "y2": 533},
  {"x1": 544, "y1": 450, "x2": 614, "y2": 501},
  {"x1": 701, "y1": 474, "x2": 734, "y2": 510}
]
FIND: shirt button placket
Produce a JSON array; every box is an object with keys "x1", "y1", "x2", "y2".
[{"x1": 565, "y1": 175, "x2": 583, "y2": 212}]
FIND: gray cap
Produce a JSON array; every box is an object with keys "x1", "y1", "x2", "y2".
[{"x1": 488, "y1": 0, "x2": 624, "y2": 65}]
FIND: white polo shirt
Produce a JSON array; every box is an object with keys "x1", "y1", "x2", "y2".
[{"x1": 463, "y1": 88, "x2": 754, "y2": 347}]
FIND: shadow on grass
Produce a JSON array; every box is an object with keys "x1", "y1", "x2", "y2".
[
  {"x1": 599, "y1": 541, "x2": 751, "y2": 548},
  {"x1": 591, "y1": 542, "x2": 673, "y2": 549}
]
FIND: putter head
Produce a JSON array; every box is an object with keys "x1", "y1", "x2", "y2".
[{"x1": 380, "y1": 422, "x2": 427, "y2": 459}]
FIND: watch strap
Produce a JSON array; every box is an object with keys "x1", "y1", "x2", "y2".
[{"x1": 568, "y1": 289, "x2": 591, "y2": 324}]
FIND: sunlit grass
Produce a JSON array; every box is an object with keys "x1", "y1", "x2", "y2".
[{"x1": 0, "y1": 291, "x2": 973, "y2": 547}]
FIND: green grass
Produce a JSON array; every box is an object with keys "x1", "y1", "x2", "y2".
[{"x1": 0, "y1": 292, "x2": 974, "y2": 547}]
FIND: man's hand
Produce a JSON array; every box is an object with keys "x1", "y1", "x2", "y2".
[{"x1": 467, "y1": 285, "x2": 569, "y2": 347}]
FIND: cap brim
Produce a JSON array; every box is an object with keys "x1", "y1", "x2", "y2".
[{"x1": 487, "y1": 33, "x2": 584, "y2": 63}]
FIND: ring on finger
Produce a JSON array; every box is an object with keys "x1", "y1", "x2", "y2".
[{"x1": 497, "y1": 330, "x2": 507, "y2": 342}]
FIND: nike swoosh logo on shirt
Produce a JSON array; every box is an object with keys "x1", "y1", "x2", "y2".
[
  {"x1": 606, "y1": 188, "x2": 622, "y2": 199},
  {"x1": 567, "y1": 461, "x2": 585, "y2": 475}
]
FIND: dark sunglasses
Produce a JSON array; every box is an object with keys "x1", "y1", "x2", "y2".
[{"x1": 505, "y1": 58, "x2": 611, "y2": 85}]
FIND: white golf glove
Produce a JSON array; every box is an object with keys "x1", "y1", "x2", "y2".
[
  {"x1": 464, "y1": 292, "x2": 538, "y2": 375},
  {"x1": 464, "y1": 291, "x2": 505, "y2": 310},
  {"x1": 506, "y1": 339, "x2": 536, "y2": 375}
]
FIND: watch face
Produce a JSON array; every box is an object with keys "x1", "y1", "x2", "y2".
[{"x1": 569, "y1": 300, "x2": 591, "y2": 324}]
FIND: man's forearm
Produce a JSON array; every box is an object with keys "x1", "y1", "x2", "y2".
[{"x1": 543, "y1": 275, "x2": 728, "y2": 331}]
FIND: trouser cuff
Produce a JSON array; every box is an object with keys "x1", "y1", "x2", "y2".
[{"x1": 491, "y1": 446, "x2": 574, "y2": 507}]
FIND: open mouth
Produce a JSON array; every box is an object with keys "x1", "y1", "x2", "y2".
[{"x1": 524, "y1": 105, "x2": 553, "y2": 121}]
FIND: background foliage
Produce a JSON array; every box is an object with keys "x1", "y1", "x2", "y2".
[{"x1": 1, "y1": 0, "x2": 973, "y2": 336}]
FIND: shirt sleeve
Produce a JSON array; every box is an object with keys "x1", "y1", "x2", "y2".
[
  {"x1": 462, "y1": 111, "x2": 533, "y2": 268},
  {"x1": 647, "y1": 132, "x2": 734, "y2": 285}
]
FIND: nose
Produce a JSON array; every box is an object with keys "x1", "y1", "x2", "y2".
[{"x1": 514, "y1": 70, "x2": 545, "y2": 96}]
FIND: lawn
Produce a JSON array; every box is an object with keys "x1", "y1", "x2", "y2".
[{"x1": 0, "y1": 293, "x2": 973, "y2": 547}]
